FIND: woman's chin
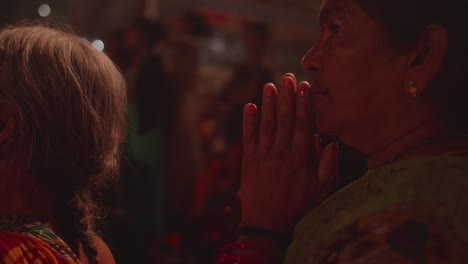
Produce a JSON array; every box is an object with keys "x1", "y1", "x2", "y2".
[{"x1": 316, "y1": 114, "x2": 342, "y2": 139}]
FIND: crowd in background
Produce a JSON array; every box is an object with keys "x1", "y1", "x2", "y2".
[{"x1": 101, "y1": 12, "x2": 275, "y2": 263}]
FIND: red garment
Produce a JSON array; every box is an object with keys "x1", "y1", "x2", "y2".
[{"x1": 0, "y1": 215, "x2": 80, "y2": 264}]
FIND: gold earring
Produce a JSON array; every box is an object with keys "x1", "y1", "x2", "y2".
[{"x1": 409, "y1": 81, "x2": 418, "y2": 98}]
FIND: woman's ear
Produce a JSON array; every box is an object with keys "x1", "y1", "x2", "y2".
[{"x1": 405, "y1": 24, "x2": 449, "y2": 95}]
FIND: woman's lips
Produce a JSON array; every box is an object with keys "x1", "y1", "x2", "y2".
[
  {"x1": 311, "y1": 87, "x2": 331, "y2": 96},
  {"x1": 307, "y1": 80, "x2": 330, "y2": 111},
  {"x1": 310, "y1": 83, "x2": 331, "y2": 109},
  {"x1": 309, "y1": 81, "x2": 330, "y2": 96}
]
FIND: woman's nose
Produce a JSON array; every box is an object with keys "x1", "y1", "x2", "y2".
[{"x1": 301, "y1": 43, "x2": 321, "y2": 75}]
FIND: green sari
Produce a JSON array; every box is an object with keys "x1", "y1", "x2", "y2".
[{"x1": 286, "y1": 156, "x2": 468, "y2": 263}]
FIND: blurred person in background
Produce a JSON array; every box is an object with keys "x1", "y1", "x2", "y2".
[
  {"x1": 219, "y1": 20, "x2": 274, "y2": 145},
  {"x1": 117, "y1": 17, "x2": 170, "y2": 262},
  {"x1": 182, "y1": 19, "x2": 275, "y2": 263},
  {"x1": 199, "y1": 20, "x2": 275, "y2": 173},
  {"x1": 124, "y1": 18, "x2": 169, "y2": 103},
  {"x1": 104, "y1": 30, "x2": 127, "y2": 72},
  {"x1": 160, "y1": 11, "x2": 212, "y2": 234},
  {"x1": 0, "y1": 24, "x2": 126, "y2": 264}
]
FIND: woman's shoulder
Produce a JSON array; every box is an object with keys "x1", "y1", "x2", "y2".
[
  {"x1": 286, "y1": 155, "x2": 468, "y2": 264},
  {"x1": 0, "y1": 215, "x2": 80, "y2": 263}
]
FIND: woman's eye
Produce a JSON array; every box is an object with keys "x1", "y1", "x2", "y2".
[{"x1": 329, "y1": 23, "x2": 343, "y2": 34}]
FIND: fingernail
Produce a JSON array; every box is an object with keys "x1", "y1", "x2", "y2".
[
  {"x1": 246, "y1": 103, "x2": 257, "y2": 112},
  {"x1": 264, "y1": 83, "x2": 276, "y2": 97},
  {"x1": 284, "y1": 72, "x2": 296, "y2": 81},
  {"x1": 299, "y1": 82, "x2": 309, "y2": 96},
  {"x1": 283, "y1": 77, "x2": 292, "y2": 91}
]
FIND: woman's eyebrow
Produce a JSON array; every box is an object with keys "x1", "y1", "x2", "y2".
[{"x1": 319, "y1": 6, "x2": 350, "y2": 21}]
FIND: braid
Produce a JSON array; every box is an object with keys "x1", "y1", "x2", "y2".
[
  {"x1": 59, "y1": 188, "x2": 101, "y2": 264},
  {"x1": 73, "y1": 190, "x2": 101, "y2": 264},
  {"x1": 78, "y1": 229, "x2": 99, "y2": 264}
]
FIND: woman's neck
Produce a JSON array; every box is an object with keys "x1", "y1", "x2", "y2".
[{"x1": 366, "y1": 119, "x2": 466, "y2": 169}]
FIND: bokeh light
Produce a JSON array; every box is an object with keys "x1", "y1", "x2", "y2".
[
  {"x1": 91, "y1": 39, "x2": 105, "y2": 51},
  {"x1": 38, "y1": 4, "x2": 51, "y2": 17}
]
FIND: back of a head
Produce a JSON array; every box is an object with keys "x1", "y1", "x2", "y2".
[{"x1": 0, "y1": 24, "x2": 127, "y2": 261}]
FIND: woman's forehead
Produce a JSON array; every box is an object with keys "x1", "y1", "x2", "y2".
[
  {"x1": 319, "y1": 0, "x2": 359, "y2": 19},
  {"x1": 319, "y1": 0, "x2": 382, "y2": 32}
]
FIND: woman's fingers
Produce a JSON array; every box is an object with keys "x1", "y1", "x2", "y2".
[
  {"x1": 250, "y1": 74, "x2": 320, "y2": 158},
  {"x1": 240, "y1": 73, "x2": 339, "y2": 232},
  {"x1": 243, "y1": 103, "x2": 258, "y2": 155},
  {"x1": 258, "y1": 83, "x2": 278, "y2": 153},
  {"x1": 274, "y1": 75, "x2": 297, "y2": 150}
]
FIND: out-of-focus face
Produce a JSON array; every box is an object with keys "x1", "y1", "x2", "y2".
[{"x1": 302, "y1": 0, "x2": 411, "y2": 143}]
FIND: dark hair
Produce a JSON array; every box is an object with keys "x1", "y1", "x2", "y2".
[
  {"x1": 0, "y1": 24, "x2": 127, "y2": 263},
  {"x1": 356, "y1": 0, "x2": 468, "y2": 130},
  {"x1": 181, "y1": 11, "x2": 213, "y2": 37}
]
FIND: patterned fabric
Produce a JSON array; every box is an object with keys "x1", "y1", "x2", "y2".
[
  {"x1": 286, "y1": 155, "x2": 468, "y2": 264},
  {"x1": 0, "y1": 215, "x2": 80, "y2": 264}
]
